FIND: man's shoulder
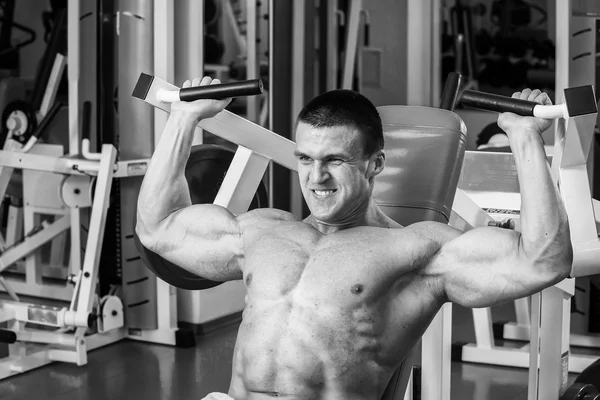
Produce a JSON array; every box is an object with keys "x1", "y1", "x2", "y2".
[
  {"x1": 405, "y1": 221, "x2": 462, "y2": 243},
  {"x1": 238, "y1": 208, "x2": 300, "y2": 227}
]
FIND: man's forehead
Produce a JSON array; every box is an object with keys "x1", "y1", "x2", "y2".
[{"x1": 295, "y1": 123, "x2": 361, "y2": 143}]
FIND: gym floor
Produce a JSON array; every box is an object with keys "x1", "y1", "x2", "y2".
[{"x1": 0, "y1": 304, "x2": 587, "y2": 400}]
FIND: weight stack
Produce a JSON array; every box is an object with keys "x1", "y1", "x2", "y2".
[{"x1": 117, "y1": 0, "x2": 158, "y2": 331}]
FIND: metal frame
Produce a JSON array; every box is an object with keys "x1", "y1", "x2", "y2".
[
  {"x1": 0, "y1": 142, "x2": 127, "y2": 379},
  {"x1": 451, "y1": 88, "x2": 599, "y2": 399},
  {"x1": 451, "y1": 3, "x2": 600, "y2": 400},
  {"x1": 0, "y1": 0, "x2": 187, "y2": 376}
]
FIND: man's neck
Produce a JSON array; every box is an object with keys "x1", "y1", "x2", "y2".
[{"x1": 305, "y1": 198, "x2": 393, "y2": 234}]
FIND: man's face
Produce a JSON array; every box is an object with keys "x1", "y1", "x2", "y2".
[{"x1": 294, "y1": 123, "x2": 382, "y2": 224}]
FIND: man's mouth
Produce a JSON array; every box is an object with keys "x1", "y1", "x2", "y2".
[{"x1": 312, "y1": 189, "x2": 337, "y2": 197}]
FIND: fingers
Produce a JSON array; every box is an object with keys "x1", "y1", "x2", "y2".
[
  {"x1": 188, "y1": 76, "x2": 214, "y2": 87},
  {"x1": 512, "y1": 88, "x2": 551, "y2": 105},
  {"x1": 182, "y1": 79, "x2": 191, "y2": 88},
  {"x1": 538, "y1": 92, "x2": 552, "y2": 105}
]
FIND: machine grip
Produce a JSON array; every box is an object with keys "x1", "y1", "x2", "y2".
[
  {"x1": 179, "y1": 79, "x2": 264, "y2": 101},
  {"x1": 440, "y1": 72, "x2": 462, "y2": 111},
  {"x1": 81, "y1": 101, "x2": 92, "y2": 141},
  {"x1": 460, "y1": 90, "x2": 537, "y2": 116},
  {"x1": 33, "y1": 101, "x2": 63, "y2": 139},
  {"x1": 0, "y1": 328, "x2": 16, "y2": 344}
]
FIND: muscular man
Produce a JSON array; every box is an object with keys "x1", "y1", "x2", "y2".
[{"x1": 136, "y1": 77, "x2": 572, "y2": 400}]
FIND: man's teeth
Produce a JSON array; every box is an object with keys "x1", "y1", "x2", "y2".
[{"x1": 314, "y1": 190, "x2": 334, "y2": 197}]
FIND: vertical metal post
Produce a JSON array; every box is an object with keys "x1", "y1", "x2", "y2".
[
  {"x1": 528, "y1": 293, "x2": 541, "y2": 400},
  {"x1": 290, "y1": 0, "x2": 305, "y2": 218},
  {"x1": 341, "y1": 0, "x2": 362, "y2": 89},
  {"x1": 326, "y1": 0, "x2": 339, "y2": 91},
  {"x1": 537, "y1": 285, "x2": 573, "y2": 399},
  {"x1": 175, "y1": 0, "x2": 204, "y2": 145},
  {"x1": 246, "y1": 0, "x2": 259, "y2": 122},
  {"x1": 406, "y1": 0, "x2": 435, "y2": 106},
  {"x1": 153, "y1": 0, "x2": 178, "y2": 334},
  {"x1": 421, "y1": 303, "x2": 452, "y2": 400},
  {"x1": 68, "y1": 0, "x2": 82, "y2": 276}
]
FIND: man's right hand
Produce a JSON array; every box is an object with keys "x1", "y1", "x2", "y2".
[
  {"x1": 170, "y1": 76, "x2": 232, "y2": 123},
  {"x1": 497, "y1": 88, "x2": 553, "y2": 138}
]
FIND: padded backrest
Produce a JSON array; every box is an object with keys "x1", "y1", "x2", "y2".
[
  {"x1": 374, "y1": 106, "x2": 467, "y2": 400},
  {"x1": 374, "y1": 106, "x2": 467, "y2": 226}
]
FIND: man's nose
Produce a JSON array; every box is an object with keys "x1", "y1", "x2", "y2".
[{"x1": 310, "y1": 162, "x2": 330, "y2": 183}]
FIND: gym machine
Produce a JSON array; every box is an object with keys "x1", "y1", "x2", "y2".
[
  {"x1": 0, "y1": 0, "x2": 265, "y2": 378},
  {"x1": 444, "y1": 62, "x2": 599, "y2": 400},
  {"x1": 0, "y1": 5, "x2": 69, "y2": 300},
  {"x1": 451, "y1": 0, "x2": 600, "y2": 391}
]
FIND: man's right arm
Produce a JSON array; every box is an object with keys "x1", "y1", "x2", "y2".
[
  {"x1": 138, "y1": 203, "x2": 245, "y2": 281},
  {"x1": 136, "y1": 76, "x2": 243, "y2": 281}
]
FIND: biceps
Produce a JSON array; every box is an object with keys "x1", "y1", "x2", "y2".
[
  {"x1": 152, "y1": 204, "x2": 244, "y2": 281},
  {"x1": 433, "y1": 227, "x2": 553, "y2": 308}
]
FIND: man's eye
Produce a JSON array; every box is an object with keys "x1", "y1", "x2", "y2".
[
  {"x1": 299, "y1": 156, "x2": 311, "y2": 162},
  {"x1": 329, "y1": 158, "x2": 343, "y2": 164}
]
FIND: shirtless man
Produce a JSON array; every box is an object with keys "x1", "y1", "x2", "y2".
[{"x1": 136, "y1": 77, "x2": 572, "y2": 400}]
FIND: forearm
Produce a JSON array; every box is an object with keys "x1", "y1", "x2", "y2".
[
  {"x1": 511, "y1": 131, "x2": 572, "y2": 269},
  {"x1": 137, "y1": 112, "x2": 198, "y2": 231}
]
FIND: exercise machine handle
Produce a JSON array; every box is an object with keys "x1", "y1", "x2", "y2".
[
  {"x1": 460, "y1": 90, "x2": 566, "y2": 119},
  {"x1": 33, "y1": 101, "x2": 63, "y2": 139},
  {"x1": 0, "y1": 328, "x2": 16, "y2": 344},
  {"x1": 180, "y1": 78, "x2": 263, "y2": 101},
  {"x1": 439, "y1": 72, "x2": 462, "y2": 111},
  {"x1": 158, "y1": 79, "x2": 264, "y2": 103},
  {"x1": 461, "y1": 90, "x2": 537, "y2": 116}
]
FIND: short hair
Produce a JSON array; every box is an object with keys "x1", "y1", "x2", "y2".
[{"x1": 296, "y1": 89, "x2": 384, "y2": 156}]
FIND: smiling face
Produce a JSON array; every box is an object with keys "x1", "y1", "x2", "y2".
[{"x1": 294, "y1": 122, "x2": 384, "y2": 224}]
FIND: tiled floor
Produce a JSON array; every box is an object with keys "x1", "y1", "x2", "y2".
[{"x1": 0, "y1": 303, "x2": 590, "y2": 400}]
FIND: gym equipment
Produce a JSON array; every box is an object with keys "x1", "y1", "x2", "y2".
[
  {"x1": 133, "y1": 144, "x2": 268, "y2": 290},
  {"x1": 0, "y1": 5, "x2": 67, "y2": 153},
  {"x1": 374, "y1": 107, "x2": 466, "y2": 225},
  {"x1": 376, "y1": 106, "x2": 466, "y2": 400},
  {"x1": 460, "y1": 85, "x2": 594, "y2": 120},
  {"x1": 0, "y1": 0, "x2": 36, "y2": 71},
  {"x1": 446, "y1": 68, "x2": 599, "y2": 400},
  {"x1": 442, "y1": 4, "x2": 600, "y2": 399},
  {"x1": 561, "y1": 384, "x2": 600, "y2": 400},
  {"x1": 132, "y1": 74, "x2": 264, "y2": 103},
  {"x1": 0, "y1": 0, "x2": 222, "y2": 378}
]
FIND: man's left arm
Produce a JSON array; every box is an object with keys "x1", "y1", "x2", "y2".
[{"x1": 417, "y1": 89, "x2": 573, "y2": 308}]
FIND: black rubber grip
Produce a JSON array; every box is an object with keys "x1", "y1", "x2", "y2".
[
  {"x1": 460, "y1": 90, "x2": 537, "y2": 116},
  {"x1": 0, "y1": 328, "x2": 17, "y2": 344},
  {"x1": 179, "y1": 79, "x2": 263, "y2": 101},
  {"x1": 33, "y1": 101, "x2": 63, "y2": 139},
  {"x1": 440, "y1": 72, "x2": 462, "y2": 111},
  {"x1": 31, "y1": 8, "x2": 67, "y2": 111},
  {"x1": 81, "y1": 101, "x2": 92, "y2": 141}
]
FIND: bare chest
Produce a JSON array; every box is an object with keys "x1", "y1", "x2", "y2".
[
  {"x1": 242, "y1": 226, "x2": 411, "y2": 304},
  {"x1": 232, "y1": 224, "x2": 443, "y2": 396}
]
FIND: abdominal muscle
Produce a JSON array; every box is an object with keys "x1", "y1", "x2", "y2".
[{"x1": 228, "y1": 298, "x2": 402, "y2": 400}]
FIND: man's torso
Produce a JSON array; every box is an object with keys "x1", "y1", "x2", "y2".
[{"x1": 228, "y1": 210, "x2": 445, "y2": 400}]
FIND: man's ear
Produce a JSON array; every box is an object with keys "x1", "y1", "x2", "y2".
[{"x1": 368, "y1": 150, "x2": 385, "y2": 178}]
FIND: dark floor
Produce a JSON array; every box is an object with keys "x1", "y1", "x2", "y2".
[{"x1": 0, "y1": 304, "x2": 589, "y2": 400}]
